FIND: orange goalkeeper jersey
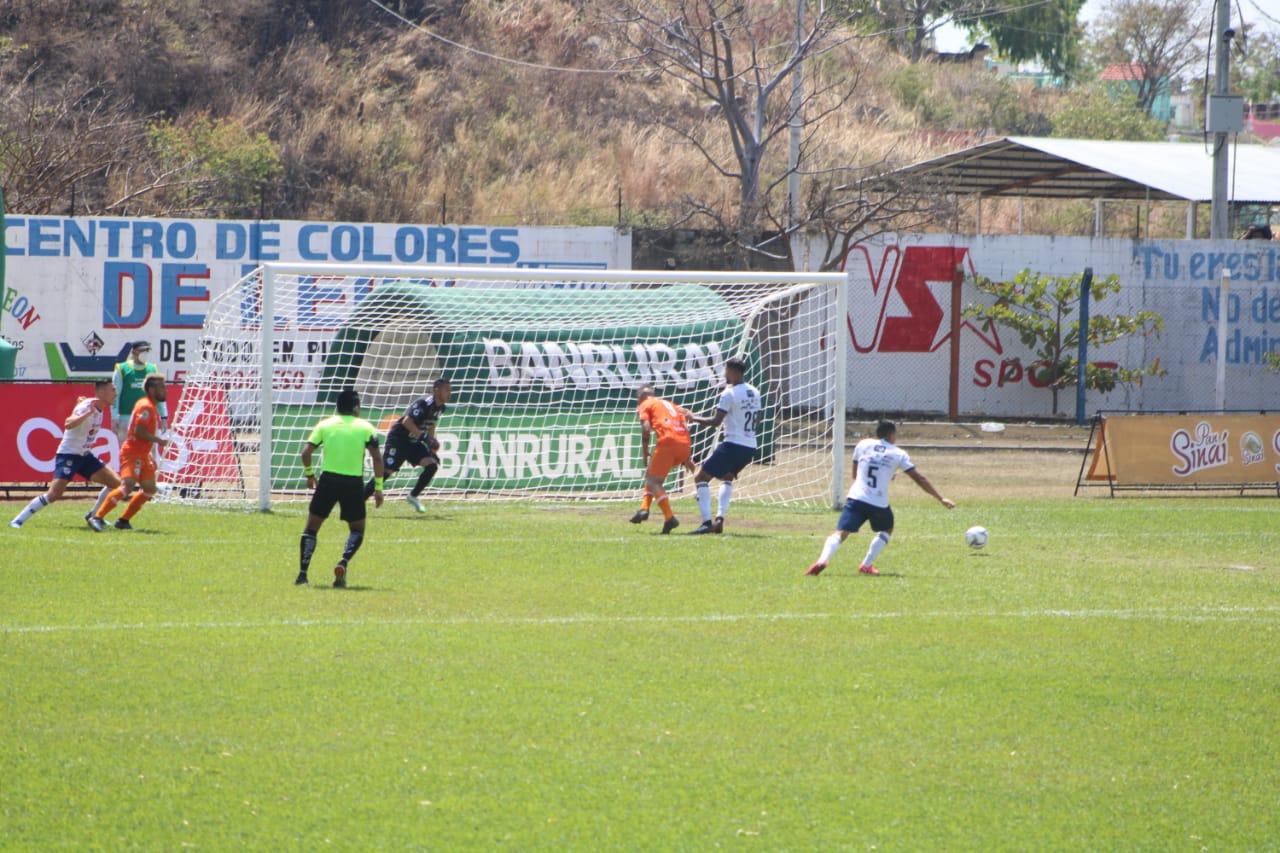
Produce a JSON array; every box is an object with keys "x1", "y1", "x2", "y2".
[{"x1": 637, "y1": 397, "x2": 690, "y2": 445}]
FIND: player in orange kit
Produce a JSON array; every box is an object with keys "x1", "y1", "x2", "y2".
[
  {"x1": 90, "y1": 374, "x2": 170, "y2": 531},
  {"x1": 629, "y1": 384, "x2": 695, "y2": 534}
]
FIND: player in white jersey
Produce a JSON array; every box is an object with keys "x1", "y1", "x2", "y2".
[
  {"x1": 806, "y1": 420, "x2": 953, "y2": 576},
  {"x1": 684, "y1": 357, "x2": 761, "y2": 535},
  {"x1": 9, "y1": 380, "x2": 125, "y2": 529}
]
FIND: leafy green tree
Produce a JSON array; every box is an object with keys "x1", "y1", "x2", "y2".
[
  {"x1": 1232, "y1": 26, "x2": 1280, "y2": 106},
  {"x1": 831, "y1": 0, "x2": 1084, "y2": 73},
  {"x1": 148, "y1": 114, "x2": 282, "y2": 216},
  {"x1": 962, "y1": 0, "x2": 1086, "y2": 76},
  {"x1": 1050, "y1": 84, "x2": 1165, "y2": 140},
  {"x1": 964, "y1": 269, "x2": 1165, "y2": 415},
  {"x1": 1090, "y1": 0, "x2": 1207, "y2": 115}
]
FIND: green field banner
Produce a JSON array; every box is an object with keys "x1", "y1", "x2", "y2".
[
  {"x1": 271, "y1": 407, "x2": 710, "y2": 494},
  {"x1": 301, "y1": 283, "x2": 775, "y2": 474}
]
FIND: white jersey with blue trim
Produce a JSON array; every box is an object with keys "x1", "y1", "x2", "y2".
[
  {"x1": 57, "y1": 397, "x2": 103, "y2": 456},
  {"x1": 846, "y1": 437, "x2": 914, "y2": 508},
  {"x1": 716, "y1": 382, "x2": 761, "y2": 448}
]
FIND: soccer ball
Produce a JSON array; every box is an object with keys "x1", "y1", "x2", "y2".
[{"x1": 965, "y1": 526, "x2": 989, "y2": 549}]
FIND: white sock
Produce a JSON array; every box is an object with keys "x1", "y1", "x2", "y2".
[
  {"x1": 14, "y1": 495, "x2": 48, "y2": 524},
  {"x1": 818, "y1": 532, "x2": 842, "y2": 565},
  {"x1": 717, "y1": 482, "x2": 733, "y2": 518},
  {"x1": 696, "y1": 482, "x2": 712, "y2": 522},
  {"x1": 862, "y1": 531, "x2": 890, "y2": 567},
  {"x1": 90, "y1": 486, "x2": 111, "y2": 517}
]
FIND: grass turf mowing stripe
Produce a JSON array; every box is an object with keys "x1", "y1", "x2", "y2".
[{"x1": 6, "y1": 604, "x2": 1280, "y2": 634}]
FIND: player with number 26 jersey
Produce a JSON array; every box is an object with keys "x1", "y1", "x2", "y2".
[{"x1": 685, "y1": 357, "x2": 760, "y2": 535}]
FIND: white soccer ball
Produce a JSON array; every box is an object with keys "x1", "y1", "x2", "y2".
[{"x1": 965, "y1": 525, "x2": 989, "y2": 549}]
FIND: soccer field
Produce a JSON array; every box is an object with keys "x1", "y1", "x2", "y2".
[{"x1": 4, "y1": 482, "x2": 1279, "y2": 849}]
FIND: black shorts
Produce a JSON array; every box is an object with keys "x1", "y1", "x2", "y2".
[
  {"x1": 383, "y1": 434, "x2": 437, "y2": 473},
  {"x1": 309, "y1": 472, "x2": 367, "y2": 522}
]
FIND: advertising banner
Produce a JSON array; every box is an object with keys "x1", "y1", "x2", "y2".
[
  {"x1": 266, "y1": 408, "x2": 671, "y2": 495},
  {"x1": 832, "y1": 235, "x2": 1280, "y2": 416},
  {"x1": 0, "y1": 216, "x2": 630, "y2": 383},
  {"x1": 1086, "y1": 413, "x2": 1280, "y2": 486},
  {"x1": 1, "y1": 382, "x2": 187, "y2": 481}
]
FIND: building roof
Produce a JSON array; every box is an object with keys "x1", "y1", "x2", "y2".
[
  {"x1": 1099, "y1": 63, "x2": 1147, "y2": 82},
  {"x1": 865, "y1": 136, "x2": 1280, "y2": 203}
]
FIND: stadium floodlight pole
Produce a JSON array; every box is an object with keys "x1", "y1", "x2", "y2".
[
  {"x1": 259, "y1": 265, "x2": 275, "y2": 512},
  {"x1": 1209, "y1": 0, "x2": 1233, "y2": 239},
  {"x1": 833, "y1": 266, "x2": 848, "y2": 509}
]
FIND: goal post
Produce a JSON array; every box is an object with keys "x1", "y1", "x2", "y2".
[{"x1": 160, "y1": 263, "x2": 849, "y2": 511}]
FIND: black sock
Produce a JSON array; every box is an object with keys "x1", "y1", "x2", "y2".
[
  {"x1": 300, "y1": 531, "x2": 317, "y2": 572},
  {"x1": 342, "y1": 531, "x2": 364, "y2": 564},
  {"x1": 411, "y1": 464, "x2": 437, "y2": 498}
]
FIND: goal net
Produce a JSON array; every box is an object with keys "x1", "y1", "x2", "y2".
[{"x1": 159, "y1": 264, "x2": 848, "y2": 510}]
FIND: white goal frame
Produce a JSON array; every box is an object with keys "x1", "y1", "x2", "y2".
[{"x1": 201, "y1": 263, "x2": 848, "y2": 510}]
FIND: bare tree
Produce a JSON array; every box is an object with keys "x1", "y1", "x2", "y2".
[
  {"x1": 0, "y1": 78, "x2": 151, "y2": 215},
  {"x1": 1091, "y1": 0, "x2": 1209, "y2": 115},
  {"x1": 772, "y1": 164, "x2": 960, "y2": 271},
  {"x1": 613, "y1": 0, "x2": 867, "y2": 268}
]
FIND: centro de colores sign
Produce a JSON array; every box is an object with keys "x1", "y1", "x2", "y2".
[{"x1": 0, "y1": 216, "x2": 629, "y2": 381}]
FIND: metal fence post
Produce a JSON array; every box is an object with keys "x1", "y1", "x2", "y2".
[{"x1": 1075, "y1": 267, "x2": 1093, "y2": 427}]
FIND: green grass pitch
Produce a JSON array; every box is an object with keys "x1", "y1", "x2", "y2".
[{"x1": 3, "y1": 493, "x2": 1279, "y2": 849}]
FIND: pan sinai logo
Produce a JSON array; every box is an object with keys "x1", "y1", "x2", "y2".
[
  {"x1": 1240, "y1": 431, "x2": 1265, "y2": 466},
  {"x1": 1170, "y1": 421, "x2": 1230, "y2": 477},
  {"x1": 843, "y1": 244, "x2": 1002, "y2": 355}
]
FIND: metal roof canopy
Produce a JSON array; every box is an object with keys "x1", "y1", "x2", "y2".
[{"x1": 869, "y1": 136, "x2": 1280, "y2": 204}]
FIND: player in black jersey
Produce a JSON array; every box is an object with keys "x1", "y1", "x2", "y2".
[{"x1": 366, "y1": 378, "x2": 451, "y2": 512}]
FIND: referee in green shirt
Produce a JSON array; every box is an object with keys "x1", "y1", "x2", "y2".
[{"x1": 296, "y1": 387, "x2": 385, "y2": 588}]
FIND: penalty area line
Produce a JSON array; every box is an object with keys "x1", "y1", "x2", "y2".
[{"x1": 5, "y1": 605, "x2": 1280, "y2": 635}]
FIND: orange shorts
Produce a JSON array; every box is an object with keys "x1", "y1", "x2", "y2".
[
  {"x1": 647, "y1": 440, "x2": 691, "y2": 478},
  {"x1": 120, "y1": 450, "x2": 157, "y2": 483}
]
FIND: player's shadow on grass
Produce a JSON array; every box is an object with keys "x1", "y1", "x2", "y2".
[{"x1": 814, "y1": 571, "x2": 906, "y2": 579}]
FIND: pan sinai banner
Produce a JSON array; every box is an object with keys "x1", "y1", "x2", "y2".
[
  {"x1": 0, "y1": 216, "x2": 630, "y2": 382},
  {"x1": 1086, "y1": 413, "x2": 1280, "y2": 486}
]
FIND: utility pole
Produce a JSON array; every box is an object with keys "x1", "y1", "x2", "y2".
[
  {"x1": 1209, "y1": 0, "x2": 1234, "y2": 239},
  {"x1": 787, "y1": 0, "x2": 803, "y2": 241}
]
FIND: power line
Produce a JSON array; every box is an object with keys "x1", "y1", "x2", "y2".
[
  {"x1": 361, "y1": 0, "x2": 625, "y2": 75},
  {"x1": 1244, "y1": 0, "x2": 1280, "y2": 27}
]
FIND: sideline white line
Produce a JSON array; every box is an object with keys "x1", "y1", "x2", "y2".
[{"x1": 5, "y1": 606, "x2": 1280, "y2": 635}]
